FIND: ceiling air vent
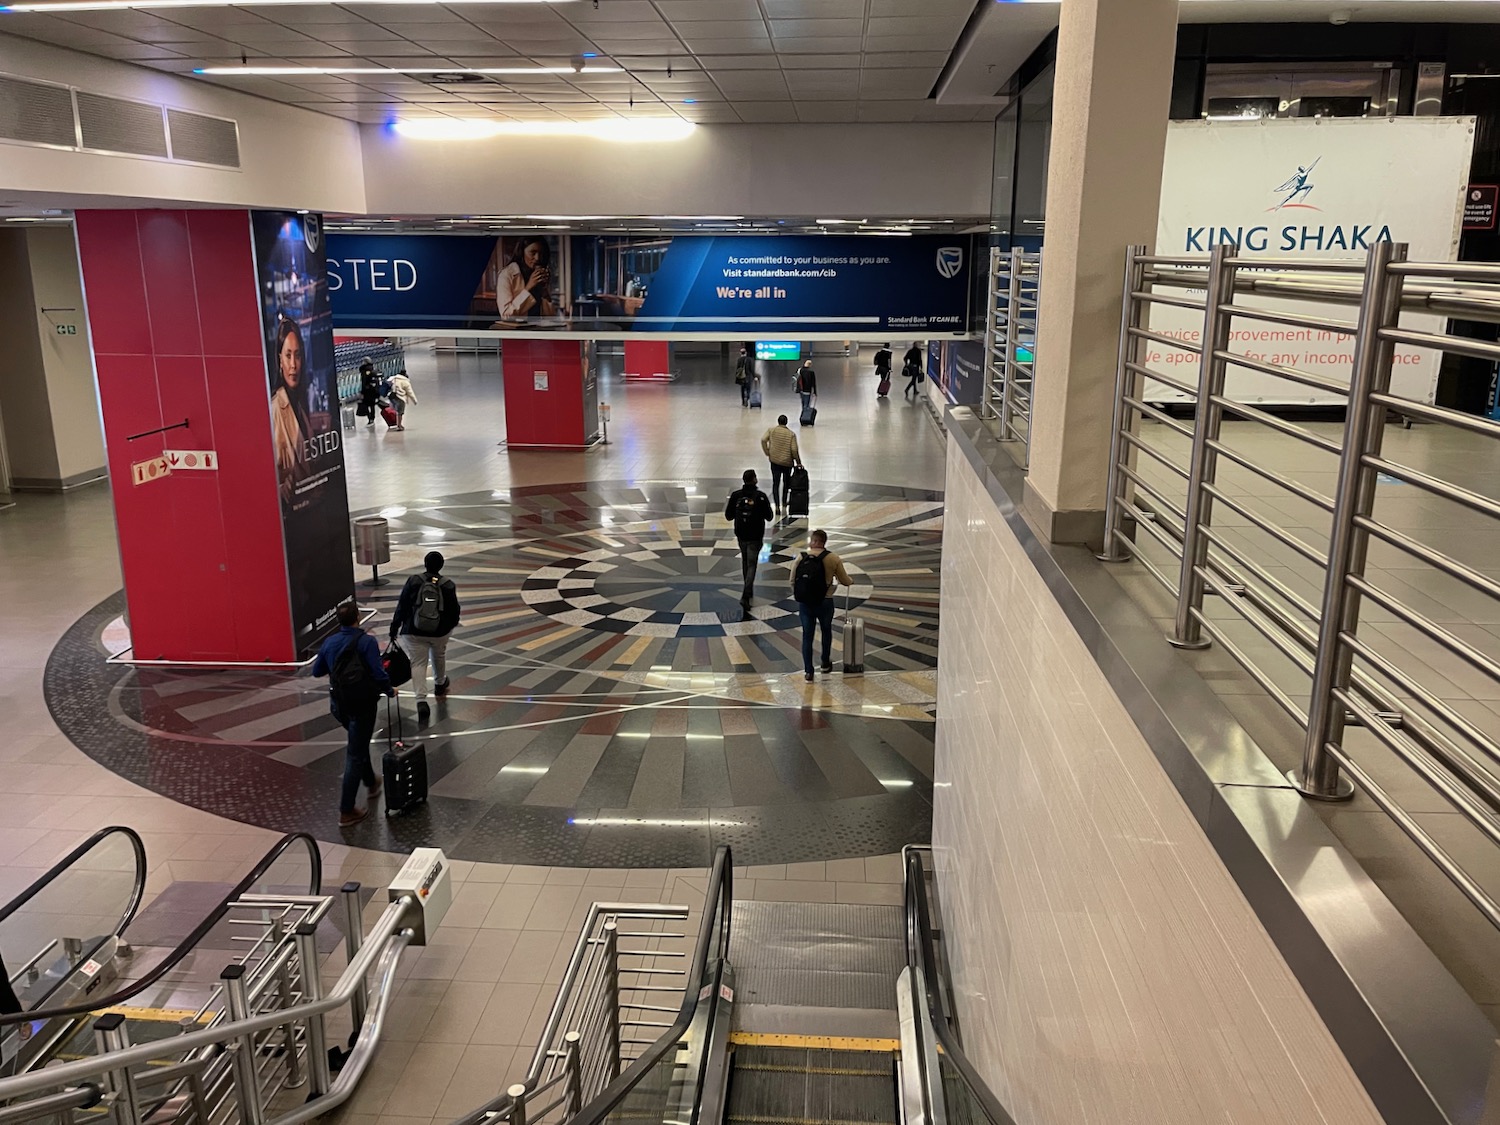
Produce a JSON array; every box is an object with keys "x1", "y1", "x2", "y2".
[
  {"x1": 0, "y1": 75, "x2": 76, "y2": 148},
  {"x1": 167, "y1": 108, "x2": 240, "y2": 168},
  {"x1": 76, "y1": 91, "x2": 168, "y2": 158}
]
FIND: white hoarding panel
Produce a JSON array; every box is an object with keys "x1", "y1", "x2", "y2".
[{"x1": 1153, "y1": 117, "x2": 1474, "y2": 405}]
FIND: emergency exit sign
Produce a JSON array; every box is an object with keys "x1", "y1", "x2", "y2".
[{"x1": 54, "y1": 323, "x2": 77, "y2": 335}]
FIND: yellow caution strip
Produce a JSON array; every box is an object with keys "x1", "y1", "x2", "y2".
[
  {"x1": 727, "y1": 1031, "x2": 899, "y2": 1053},
  {"x1": 93, "y1": 1005, "x2": 213, "y2": 1024}
]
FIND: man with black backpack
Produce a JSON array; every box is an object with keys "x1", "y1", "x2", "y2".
[
  {"x1": 724, "y1": 469, "x2": 775, "y2": 610},
  {"x1": 790, "y1": 528, "x2": 853, "y2": 683},
  {"x1": 313, "y1": 601, "x2": 395, "y2": 827},
  {"x1": 390, "y1": 550, "x2": 461, "y2": 724}
]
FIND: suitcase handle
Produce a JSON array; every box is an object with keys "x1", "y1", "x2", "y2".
[{"x1": 386, "y1": 693, "x2": 403, "y2": 749}]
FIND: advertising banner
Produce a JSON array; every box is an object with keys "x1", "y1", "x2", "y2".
[
  {"x1": 325, "y1": 233, "x2": 974, "y2": 337},
  {"x1": 926, "y1": 340, "x2": 985, "y2": 406},
  {"x1": 1153, "y1": 117, "x2": 1473, "y2": 404},
  {"x1": 251, "y1": 211, "x2": 354, "y2": 656}
]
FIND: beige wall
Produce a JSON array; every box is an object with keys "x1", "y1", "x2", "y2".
[
  {"x1": 0, "y1": 37, "x2": 365, "y2": 213},
  {"x1": 0, "y1": 227, "x2": 104, "y2": 489},
  {"x1": 932, "y1": 439, "x2": 1383, "y2": 1124},
  {"x1": 359, "y1": 122, "x2": 992, "y2": 218}
]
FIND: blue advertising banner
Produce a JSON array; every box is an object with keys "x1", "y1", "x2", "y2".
[
  {"x1": 926, "y1": 339, "x2": 985, "y2": 406},
  {"x1": 326, "y1": 233, "x2": 974, "y2": 336}
]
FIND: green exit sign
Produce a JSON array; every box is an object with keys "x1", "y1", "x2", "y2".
[{"x1": 55, "y1": 324, "x2": 77, "y2": 335}]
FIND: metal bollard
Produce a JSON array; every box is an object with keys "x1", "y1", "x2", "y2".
[
  {"x1": 222, "y1": 964, "x2": 265, "y2": 1125},
  {"x1": 563, "y1": 1032, "x2": 583, "y2": 1116},
  {"x1": 92, "y1": 1014, "x2": 143, "y2": 1125},
  {"x1": 508, "y1": 1083, "x2": 529, "y2": 1125},
  {"x1": 295, "y1": 923, "x2": 332, "y2": 1098}
]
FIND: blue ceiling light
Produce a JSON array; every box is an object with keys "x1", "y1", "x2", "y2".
[{"x1": 682, "y1": 98, "x2": 697, "y2": 104}]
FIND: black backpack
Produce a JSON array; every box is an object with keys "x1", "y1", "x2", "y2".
[
  {"x1": 793, "y1": 552, "x2": 827, "y2": 606},
  {"x1": 331, "y1": 634, "x2": 376, "y2": 707},
  {"x1": 732, "y1": 491, "x2": 764, "y2": 539},
  {"x1": 412, "y1": 575, "x2": 446, "y2": 635}
]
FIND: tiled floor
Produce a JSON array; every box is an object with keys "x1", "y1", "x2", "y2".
[
  {"x1": 0, "y1": 343, "x2": 941, "y2": 1124},
  {"x1": 1110, "y1": 413, "x2": 1500, "y2": 1028}
]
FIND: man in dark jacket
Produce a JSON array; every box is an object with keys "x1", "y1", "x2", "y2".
[
  {"x1": 796, "y1": 360, "x2": 817, "y2": 417},
  {"x1": 390, "y1": 550, "x2": 461, "y2": 723},
  {"x1": 725, "y1": 469, "x2": 775, "y2": 609},
  {"x1": 313, "y1": 601, "x2": 394, "y2": 826}
]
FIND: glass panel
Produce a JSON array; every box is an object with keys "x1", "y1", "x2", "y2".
[
  {"x1": 245, "y1": 836, "x2": 319, "y2": 897},
  {"x1": 1206, "y1": 96, "x2": 1281, "y2": 120},
  {"x1": 990, "y1": 101, "x2": 1019, "y2": 248},
  {"x1": 1013, "y1": 63, "x2": 1054, "y2": 250},
  {"x1": 604, "y1": 1037, "x2": 692, "y2": 1125},
  {"x1": 1298, "y1": 96, "x2": 1372, "y2": 119}
]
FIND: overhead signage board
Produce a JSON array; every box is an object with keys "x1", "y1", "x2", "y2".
[
  {"x1": 755, "y1": 341, "x2": 802, "y2": 361},
  {"x1": 1153, "y1": 116, "x2": 1473, "y2": 405},
  {"x1": 325, "y1": 233, "x2": 975, "y2": 338}
]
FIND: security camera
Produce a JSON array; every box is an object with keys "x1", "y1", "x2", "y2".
[{"x1": 1329, "y1": 9, "x2": 1352, "y2": 25}]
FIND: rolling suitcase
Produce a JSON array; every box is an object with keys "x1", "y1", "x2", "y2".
[
  {"x1": 749, "y1": 386, "x2": 763, "y2": 408},
  {"x1": 381, "y1": 404, "x2": 400, "y2": 428},
  {"x1": 342, "y1": 403, "x2": 358, "y2": 431},
  {"x1": 788, "y1": 466, "x2": 810, "y2": 517},
  {"x1": 800, "y1": 404, "x2": 817, "y2": 426},
  {"x1": 877, "y1": 377, "x2": 891, "y2": 397},
  {"x1": 382, "y1": 697, "x2": 428, "y2": 817},
  {"x1": 841, "y1": 592, "x2": 865, "y2": 674}
]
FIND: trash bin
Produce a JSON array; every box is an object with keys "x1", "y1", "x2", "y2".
[{"x1": 353, "y1": 516, "x2": 390, "y2": 586}]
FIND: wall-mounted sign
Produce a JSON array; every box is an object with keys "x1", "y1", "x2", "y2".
[
  {"x1": 533, "y1": 371, "x2": 549, "y2": 391},
  {"x1": 755, "y1": 341, "x2": 802, "y2": 361},
  {"x1": 1464, "y1": 184, "x2": 1497, "y2": 231},
  {"x1": 54, "y1": 323, "x2": 77, "y2": 335},
  {"x1": 162, "y1": 449, "x2": 218, "y2": 471},
  {"x1": 131, "y1": 456, "x2": 171, "y2": 486}
]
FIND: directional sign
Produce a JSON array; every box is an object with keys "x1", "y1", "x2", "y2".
[
  {"x1": 131, "y1": 457, "x2": 171, "y2": 486},
  {"x1": 162, "y1": 449, "x2": 218, "y2": 471}
]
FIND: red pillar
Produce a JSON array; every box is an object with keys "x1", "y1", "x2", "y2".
[
  {"x1": 502, "y1": 339, "x2": 597, "y2": 449},
  {"x1": 76, "y1": 209, "x2": 352, "y2": 662},
  {"x1": 622, "y1": 340, "x2": 672, "y2": 383}
]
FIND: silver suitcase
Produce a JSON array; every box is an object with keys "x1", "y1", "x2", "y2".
[
  {"x1": 341, "y1": 403, "x2": 358, "y2": 432},
  {"x1": 842, "y1": 593, "x2": 865, "y2": 674}
]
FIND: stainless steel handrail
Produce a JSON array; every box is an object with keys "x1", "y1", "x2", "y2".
[
  {"x1": 982, "y1": 246, "x2": 1040, "y2": 465},
  {"x1": 1099, "y1": 239, "x2": 1500, "y2": 944}
]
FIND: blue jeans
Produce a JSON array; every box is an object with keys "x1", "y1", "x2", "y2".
[
  {"x1": 339, "y1": 703, "x2": 379, "y2": 813},
  {"x1": 799, "y1": 600, "x2": 836, "y2": 674},
  {"x1": 799, "y1": 391, "x2": 812, "y2": 415}
]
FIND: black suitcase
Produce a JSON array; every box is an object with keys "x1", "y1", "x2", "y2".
[
  {"x1": 381, "y1": 697, "x2": 428, "y2": 817},
  {"x1": 788, "y1": 466, "x2": 810, "y2": 517},
  {"x1": 800, "y1": 404, "x2": 817, "y2": 426}
]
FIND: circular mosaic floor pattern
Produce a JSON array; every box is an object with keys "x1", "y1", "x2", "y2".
[{"x1": 46, "y1": 479, "x2": 941, "y2": 867}]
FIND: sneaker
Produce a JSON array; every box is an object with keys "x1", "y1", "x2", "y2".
[
  {"x1": 338, "y1": 807, "x2": 368, "y2": 828},
  {"x1": 417, "y1": 701, "x2": 430, "y2": 723},
  {"x1": 804, "y1": 672, "x2": 814, "y2": 683},
  {"x1": 367, "y1": 779, "x2": 382, "y2": 801},
  {"x1": 434, "y1": 679, "x2": 451, "y2": 698},
  {"x1": 820, "y1": 663, "x2": 833, "y2": 674}
]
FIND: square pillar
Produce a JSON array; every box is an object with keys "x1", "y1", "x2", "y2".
[{"x1": 502, "y1": 339, "x2": 599, "y2": 449}]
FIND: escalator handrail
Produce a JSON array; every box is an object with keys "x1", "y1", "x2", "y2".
[
  {"x1": 903, "y1": 849, "x2": 1018, "y2": 1125},
  {"x1": 0, "y1": 831, "x2": 322, "y2": 1029},
  {"x1": 455, "y1": 845, "x2": 733, "y2": 1125},
  {"x1": 0, "y1": 826, "x2": 147, "y2": 935}
]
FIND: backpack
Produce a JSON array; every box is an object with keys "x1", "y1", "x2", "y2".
[
  {"x1": 795, "y1": 371, "x2": 808, "y2": 394},
  {"x1": 732, "y1": 491, "x2": 764, "y2": 539},
  {"x1": 331, "y1": 634, "x2": 376, "y2": 707},
  {"x1": 412, "y1": 575, "x2": 446, "y2": 635},
  {"x1": 793, "y1": 552, "x2": 827, "y2": 606}
]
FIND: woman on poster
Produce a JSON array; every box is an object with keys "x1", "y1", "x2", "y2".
[
  {"x1": 497, "y1": 238, "x2": 560, "y2": 324},
  {"x1": 270, "y1": 316, "x2": 312, "y2": 505}
]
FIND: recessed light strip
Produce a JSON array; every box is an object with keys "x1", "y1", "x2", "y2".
[
  {"x1": 5, "y1": 0, "x2": 570, "y2": 10},
  {"x1": 195, "y1": 65, "x2": 620, "y2": 76},
  {"x1": 393, "y1": 117, "x2": 695, "y2": 142}
]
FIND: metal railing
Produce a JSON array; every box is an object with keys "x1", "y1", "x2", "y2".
[
  {"x1": 982, "y1": 246, "x2": 1041, "y2": 464},
  {"x1": 1100, "y1": 241, "x2": 1500, "y2": 935},
  {"x1": 0, "y1": 883, "x2": 418, "y2": 1125},
  {"x1": 451, "y1": 901, "x2": 693, "y2": 1125}
]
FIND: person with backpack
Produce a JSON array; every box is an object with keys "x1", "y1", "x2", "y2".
[
  {"x1": 390, "y1": 550, "x2": 461, "y2": 723},
  {"x1": 795, "y1": 360, "x2": 817, "y2": 420},
  {"x1": 313, "y1": 601, "x2": 395, "y2": 826},
  {"x1": 724, "y1": 469, "x2": 775, "y2": 610},
  {"x1": 903, "y1": 343, "x2": 925, "y2": 399},
  {"x1": 760, "y1": 416, "x2": 801, "y2": 518},
  {"x1": 790, "y1": 528, "x2": 853, "y2": 683},
  {"x1": 357, "y1": 360, "x2": 380, "y2": 427}
]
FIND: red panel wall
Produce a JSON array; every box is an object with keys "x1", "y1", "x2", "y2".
[
  {"x1": 76, "y1": 210, "x2": 294, "y2": 662},
  {"x1": 623, "y1": 340, "x2": 671, "y2": 379},
  {"x1": 502, "y1": 339, "x2": 587, "y2": 448}
]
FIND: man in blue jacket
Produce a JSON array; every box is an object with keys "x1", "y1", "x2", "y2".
[{"x1": 313, "y1": 601, "x2": 395, "y2": 826}]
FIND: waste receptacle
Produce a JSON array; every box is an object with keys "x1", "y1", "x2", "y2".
[{"x1": 353, "y1": 516, "x2": 391, "y2": 587}]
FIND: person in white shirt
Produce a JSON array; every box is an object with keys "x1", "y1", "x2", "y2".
[{"x1": 389, "y1": 369, "x2": 418, "y2": 432}]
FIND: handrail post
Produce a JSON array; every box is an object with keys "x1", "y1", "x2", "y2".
[
  {"x1": 1169, "y1": 242, "x2": 1236, "y2": 649},
  {"x1": 982, "y1": 245, "x2": 1003, "y2": 421},
  {"x1": 563, "y1": 1031, "x2": 583, "y2": 1116},
  {"x1": 1294, "y1": 240, "x2": 1405, "y2": 799},
  {"x1": 93, "y1": 1014, "x2": 142, "y2": 1125},
  {"x1": 340, "y1": 882, "x2": 367, "y2": 1034},
  {"x1": 998, "y1": 246, "x2": 1026, "y2": 443},
  {"x1": 603, "y1": 922, "x2": 622, "y2": 1081},
  {"x1": 270, "y1": 915, "x2": 304, "y2": 1089},
  {"x1": 295, "y1": 923, "x2": 332, "y2": 1098},
  {"x1": 1098, "y1": 244, "x2": 1149, "y2": 562},
  {"x1": 508, "y1": 1083, "x2": 528, "y2": 1125},
  {"x1": 222, "y1": 965, "x2": 265, "y2": 1125}
]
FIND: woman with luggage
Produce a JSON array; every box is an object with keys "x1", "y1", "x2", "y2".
[{"x1": 389, "y1": 368, "x2": 417, "y2": 431}]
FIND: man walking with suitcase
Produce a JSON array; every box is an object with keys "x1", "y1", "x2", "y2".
[
  {"x1": 790, "y1": 528, "x2": 853, "y2": 683},
  {"x1": 795, "y1": 360, "x2": 817, "y2": 424},
  {"x1": 760, "y1": 415, "x2": 801, "y2": 519},
  {"x1": 724, "y1": 469, "x2": 774, "y2": 610},
  {"x1": 390, "y1": 550, "x2": 461, "y2": 724},
  {"x1": 313, "y1": 601, "x2": 395, "y2": 827}
]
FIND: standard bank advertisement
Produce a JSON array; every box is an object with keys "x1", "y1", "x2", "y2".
[
  {"x1": 251, "y1": 211, "x2": 355, "y2": 656},
  {"x1": 1152, "y1": 116, "x2": 1473, "y2": 405},
  {"x1": 324, "y1": 233, "x2": 975, "y2": 336}
]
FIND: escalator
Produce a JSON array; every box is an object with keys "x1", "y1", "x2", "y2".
[
  {"x1": 500, "y1": 845, "x2": 1014, "y2": 1125},
  {"x1": 0, "y1": 826, "x2": 323, "y2": 1078}
]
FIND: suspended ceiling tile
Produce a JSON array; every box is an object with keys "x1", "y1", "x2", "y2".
[
  {"x1": 683, "y1": 38, "x2": 774, "y2": 54},
  {"x1": 696, "y1": 55, "x2": 781, "y2": 70},
  {"x1": 867, "y1": 49, "x2": 949, "y2": 67},
  {"x1": 858, "y1": 100, "x2": 918, "y2": 122},
  {"x1": 760, "y1": 0, "x2": 865, "y2": 16},
  {"x1": 708, "y1": 71, "x2": 791, "y2": 95},
  {"x1": 866, "y1": 14, "x2": 967, "y2": 37},
  {"x1": 767, "y1": 18, "x2": 864, "y2": 37},
  {"x1": 869, "y1": 0, "x2": 968, "y2": 11},
  {"x1": 774, "y1": 35, "x2": 863, "y2": 53},
  {"x1": 564, "y1": 0, "x2": 660, "y2": 20},
  {"x1": 783, "y1": 69, "x2": 860, "y2": 93},
  {"x1": 796, "y1": 101, "x2": 858, "y2": 122},
  {"x1": 727, "y1": 101, "x2": 798, "y2": 123},
  {"x1": 654, "y1": 0, "x2": 763, "y2": 20},
  {"x1": 862, "y1": 33, "x2": 958, "y2": 52},
  {"x1": 778, "y1": 52, "x2": 860, "y2": 68},
  {"x1": 859, "y1": 67, "x2": 938, "y2": 96},
  {"x1": 671, "y1": 20, "x2": 768, "y2": 39}
]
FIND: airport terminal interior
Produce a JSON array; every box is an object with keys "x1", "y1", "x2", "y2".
[{"x1": 8, "y1": 1, "x2": 1500, "y2": 1124}]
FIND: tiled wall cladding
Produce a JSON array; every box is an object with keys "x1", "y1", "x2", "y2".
[{"x1": 931, "y1": 442, "x2": 1382, "y2": 1124}]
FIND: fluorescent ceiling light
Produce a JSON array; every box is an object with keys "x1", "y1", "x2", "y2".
[
  {"x1": 393, "y1": 117, "x2": 696, "y2": 142},
  {"x1": 9, "y1": 0, "x2": 570, "y2": 8},
  {"x1": 195, "y1": 65, "x2": 619, "y2": 76}
]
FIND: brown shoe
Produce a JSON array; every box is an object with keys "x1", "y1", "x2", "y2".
[{"x1": 338, "y1": 807, "x2": 368, "y2": 828}]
